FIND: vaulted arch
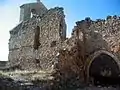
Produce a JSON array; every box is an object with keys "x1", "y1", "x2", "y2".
[{"x1": 85, "y1": 50, "x2": 120, "y2": 85}]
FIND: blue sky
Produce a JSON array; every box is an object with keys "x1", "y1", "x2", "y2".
[
  {"x1": 0, "y1": 0, "x2": 120, "y2": 61},
  {"x1": 42, "y1": 0, "x2": 120, "y2": 36}
]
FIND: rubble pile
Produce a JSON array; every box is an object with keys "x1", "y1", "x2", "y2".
[{"x1": 50, "y1": 44, "x2": 87, "y2": 90}]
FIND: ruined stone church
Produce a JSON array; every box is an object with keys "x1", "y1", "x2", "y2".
[
  {"x1": 8, "y1": 0, "x2": 66, "y2": 70},
  {"x1": 8, "y1": 0, "x2": 120, "y2": 84}
]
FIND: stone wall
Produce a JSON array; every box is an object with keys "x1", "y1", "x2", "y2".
[
  {"x1": 89, "y1": 16, "x2": 120, "y2": 54},
  {"x1": 72, "y1": 16, "x2": 120, "y2": 58},
  {"x1": 37, "y1": 7, "x2": 66, "y2": 69},
  {"x1": 55, "y1": 16, "x2": 120, "y2": 84},
  {"x1": 9, "y1": 15, "x2": 120, "y2": 70},
  {"x1": 8, "y1": 1, "x2": 120, "y2": 72},
  {"x1": 8, "y1": 7, "x2": 66, "y2": 70}
]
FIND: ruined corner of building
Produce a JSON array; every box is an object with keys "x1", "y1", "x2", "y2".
[{"x1": 1, "y1": 0, "x2": 120, "y2": 87}]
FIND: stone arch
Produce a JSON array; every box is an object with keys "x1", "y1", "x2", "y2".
[{"x1": 85, "y1": 50, "x2": 120, "y2": 82}]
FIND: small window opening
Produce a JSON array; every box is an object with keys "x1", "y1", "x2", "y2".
[
  {"x1": 34, "y1": 26, "x2": 40, "y2": 50},
  {"x1": 31, "y1": 9, "x2": 36, "y2": 18},
  {"x1": 35, "y1": 59, "x2": 41, "y2": 68},
  {"x1": 35, "y1": 59, "x2": 40, "y2": 64},
  {"x1": 59, "y1": 23, "x2": 63, "y2": 38},
  {"x1": 59, "y1": 19, "x2": 66, "y2": 40}
]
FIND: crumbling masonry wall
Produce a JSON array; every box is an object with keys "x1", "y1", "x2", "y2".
[
  {"x1": 56, "y1": 16, "x2": 120, "y2": 84},
  {"x1": 8, "y1": 1, "x2": 120, "y2": 73},
  {"x1": 37, "y1": 7, "x2": 66, "y2": 69},
  {"x1": 8, "y1": 7, "x2": 66, "y2": 70},
  {"x1": 72, "y1": 16, "x2": 120, "y2": 57}
]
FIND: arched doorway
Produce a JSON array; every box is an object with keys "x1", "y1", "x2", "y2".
[{"x1": 85, "y1": 50, "x2": 120, "y2": 86}]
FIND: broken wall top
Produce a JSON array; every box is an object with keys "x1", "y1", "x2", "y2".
[{"x1": 72, "y1": 15, "x2": 120, "y2": 54}]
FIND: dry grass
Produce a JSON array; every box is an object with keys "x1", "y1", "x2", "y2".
[{"x1": 0, "y1": 70, "x2": 54, "y2": 81}]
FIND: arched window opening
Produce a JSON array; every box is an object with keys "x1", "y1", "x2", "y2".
[
  {"x1": 34, "y1": 26, "x2": 40, "y2": 50},
  {"x1": 35, "y1": 59, "x2": 41, "y2": 68},
  {"x1": 31, "y1": 9, "x2": 37, "y2": 18},
  {"x1": 59, "y1": 19, "x2": 66, "y2": 41}
]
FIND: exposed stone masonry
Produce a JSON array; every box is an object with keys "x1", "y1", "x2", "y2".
[
  {"x1": 8, "y1": 4, "x2": 66, "y2": 70},
  {"x1": 71, "y1": 16, "x2": 120, "y2": 56},
  {"x1": 8, "y1": 1, "x2": 120, "y2": 87},
  {"x1": 64, "y1": 16, "x2": 120, "y2": 84}
]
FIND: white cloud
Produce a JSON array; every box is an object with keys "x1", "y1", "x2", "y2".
[{"x1": 0, "y1": 0, "x2": 34, "y2": 61}]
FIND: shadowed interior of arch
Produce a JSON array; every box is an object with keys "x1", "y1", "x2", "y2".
[{"x1": 89, "y1": 53, "x2": 120, "y2": 86}]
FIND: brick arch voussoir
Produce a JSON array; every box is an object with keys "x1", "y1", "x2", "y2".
[{"x1": 85, "y1": 50, "x2": 120, "y2": 82}]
